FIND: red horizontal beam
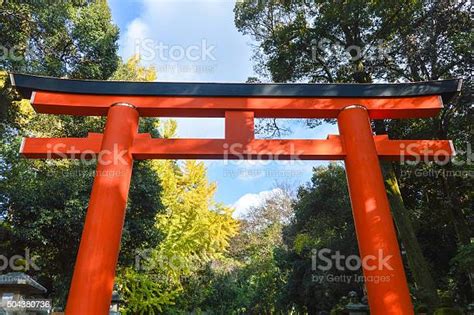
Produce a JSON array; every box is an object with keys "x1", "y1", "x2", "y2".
[
  {"x1": 20, "y1": 133, "x2": 454, "y2": 161},
  {"x1": 372, "y1": 135, "x2": 456, "y2": 161},
  {"x1": 132, "y1": 136, "x2": 344, "y2": 160},
  {"x1": 31, "y1": 92, "x2": 443, "y2": 119},
  {"x1": 20, "y1": 133, "x2": 103, "y2": 159}
]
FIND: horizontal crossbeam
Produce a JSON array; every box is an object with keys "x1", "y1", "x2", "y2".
[
  {"x1": 30, "y1": 91, "x2": 444, "y2": 119},
  {"x1": 20, "y1": 133, "x2": 455, "y2": 161}
]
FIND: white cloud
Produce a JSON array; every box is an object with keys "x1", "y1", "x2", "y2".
[
  {"x1": 121, "y1": 18, "x2": 151, "y2": 61},
  {"x1": 231, "y1": 188, "x2": 282, "y2": 218}
]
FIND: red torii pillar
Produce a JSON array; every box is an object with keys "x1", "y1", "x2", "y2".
[
  {"x1": 339, "y1": 105, "x2": 412, "y2": 313},
  {"x1": 11, "y1": 73, "x2": 460, "y2": 315},
  {"x1": 66, "y1": 104, "x2": 139, "y2": 314}
]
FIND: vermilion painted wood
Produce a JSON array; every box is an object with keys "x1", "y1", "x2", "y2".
[
  {"x1": 133, "y1": 137, "x2": 345, "y2": 160},
  {"x1": 20, "y1": 133, "x2": 454, "y2": 161},
  {"x1": 338, "y1": 106, "x2": 413, "y2": 314},
  {"x1": 225, "y1": 111, "x2": 254, "y2": 142},
  {"x1": 31, "y1": 91, "x2": 443, "y2": 119},
  {"x1": 20, "y1": 133, "x2": 103, "y2": 159},
  {"x1": 372, "y1": 135, "x2": 456, "y2": 161},
  {"x1": 65, "y1": 105, "x2": 139, "y2": 315}
]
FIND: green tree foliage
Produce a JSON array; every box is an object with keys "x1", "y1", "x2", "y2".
[
  {"x1": 168, "y1": 188, "x2": 293, "y2": 314},
  {"x1": 0, "y1": 0, "x2": 119, "y2": 78},
  {"x1": 220, "y1": 188, "x2": 292, "y2": 314},
  {"x1": 168, "y1": 169, "x2": 358, "y2": 314},
  {"x1": 234, "y1": 0, "x2": 473, "y2": 306},
  {"x1": 118, "y1": 121, "x2": 239, "y2": 314},
  {"x1": 280, "y1": 164, "x2": 361, "y2": 313},
  {"x1": 110, "y1": 54, "x2": 156, "y2": 82},
  {"x1": 0, "y1": 34, "x2": 163, "y2": 306},
  {"x1": 0, "y1": 1, "x2": 124, "y2": 298},
  {"x1": 154, "y1": 160, "x2": 238, "y2": 265}
]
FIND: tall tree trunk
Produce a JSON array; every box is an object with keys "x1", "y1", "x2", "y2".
[
  {"x1": 441, "y1": 175, "x2": 471, "y2": 245},
  {"x1": 441, "y1": 172, "x2": 474, "y2": 299},
  {"x1": 381, "y1": 162, "x2": 439, "y2": 306}
]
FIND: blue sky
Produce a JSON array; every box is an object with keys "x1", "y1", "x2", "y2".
[{"x1": 108, "y1": 0, "x2": 339, "y2": 216}]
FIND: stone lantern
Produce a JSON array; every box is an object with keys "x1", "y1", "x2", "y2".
[
  {"x1": 345, "y1": 291, "x2": 369, "y2": 315},
  {"x1": 109, "y1": 289, "x2": 122, "y2": 315}
]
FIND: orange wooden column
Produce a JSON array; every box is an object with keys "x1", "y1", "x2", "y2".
[
  {"x1": 65, "y1": 103, "x2": 139, "y2": 315},
  {"x1": 225, "y1": 111, "x2": 254, "y2": 142},
  {"x1": 338, "y1": 105, "x2": 413, "y2": 315}
]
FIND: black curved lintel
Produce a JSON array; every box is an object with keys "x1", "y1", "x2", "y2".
[{"x1": 10, "y1": 73, "x2": 462, "y2": 102}]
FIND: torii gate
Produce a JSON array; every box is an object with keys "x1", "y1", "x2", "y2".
[{"x1": 11, "y1": 73, "x2": 460, "y2": 315}]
